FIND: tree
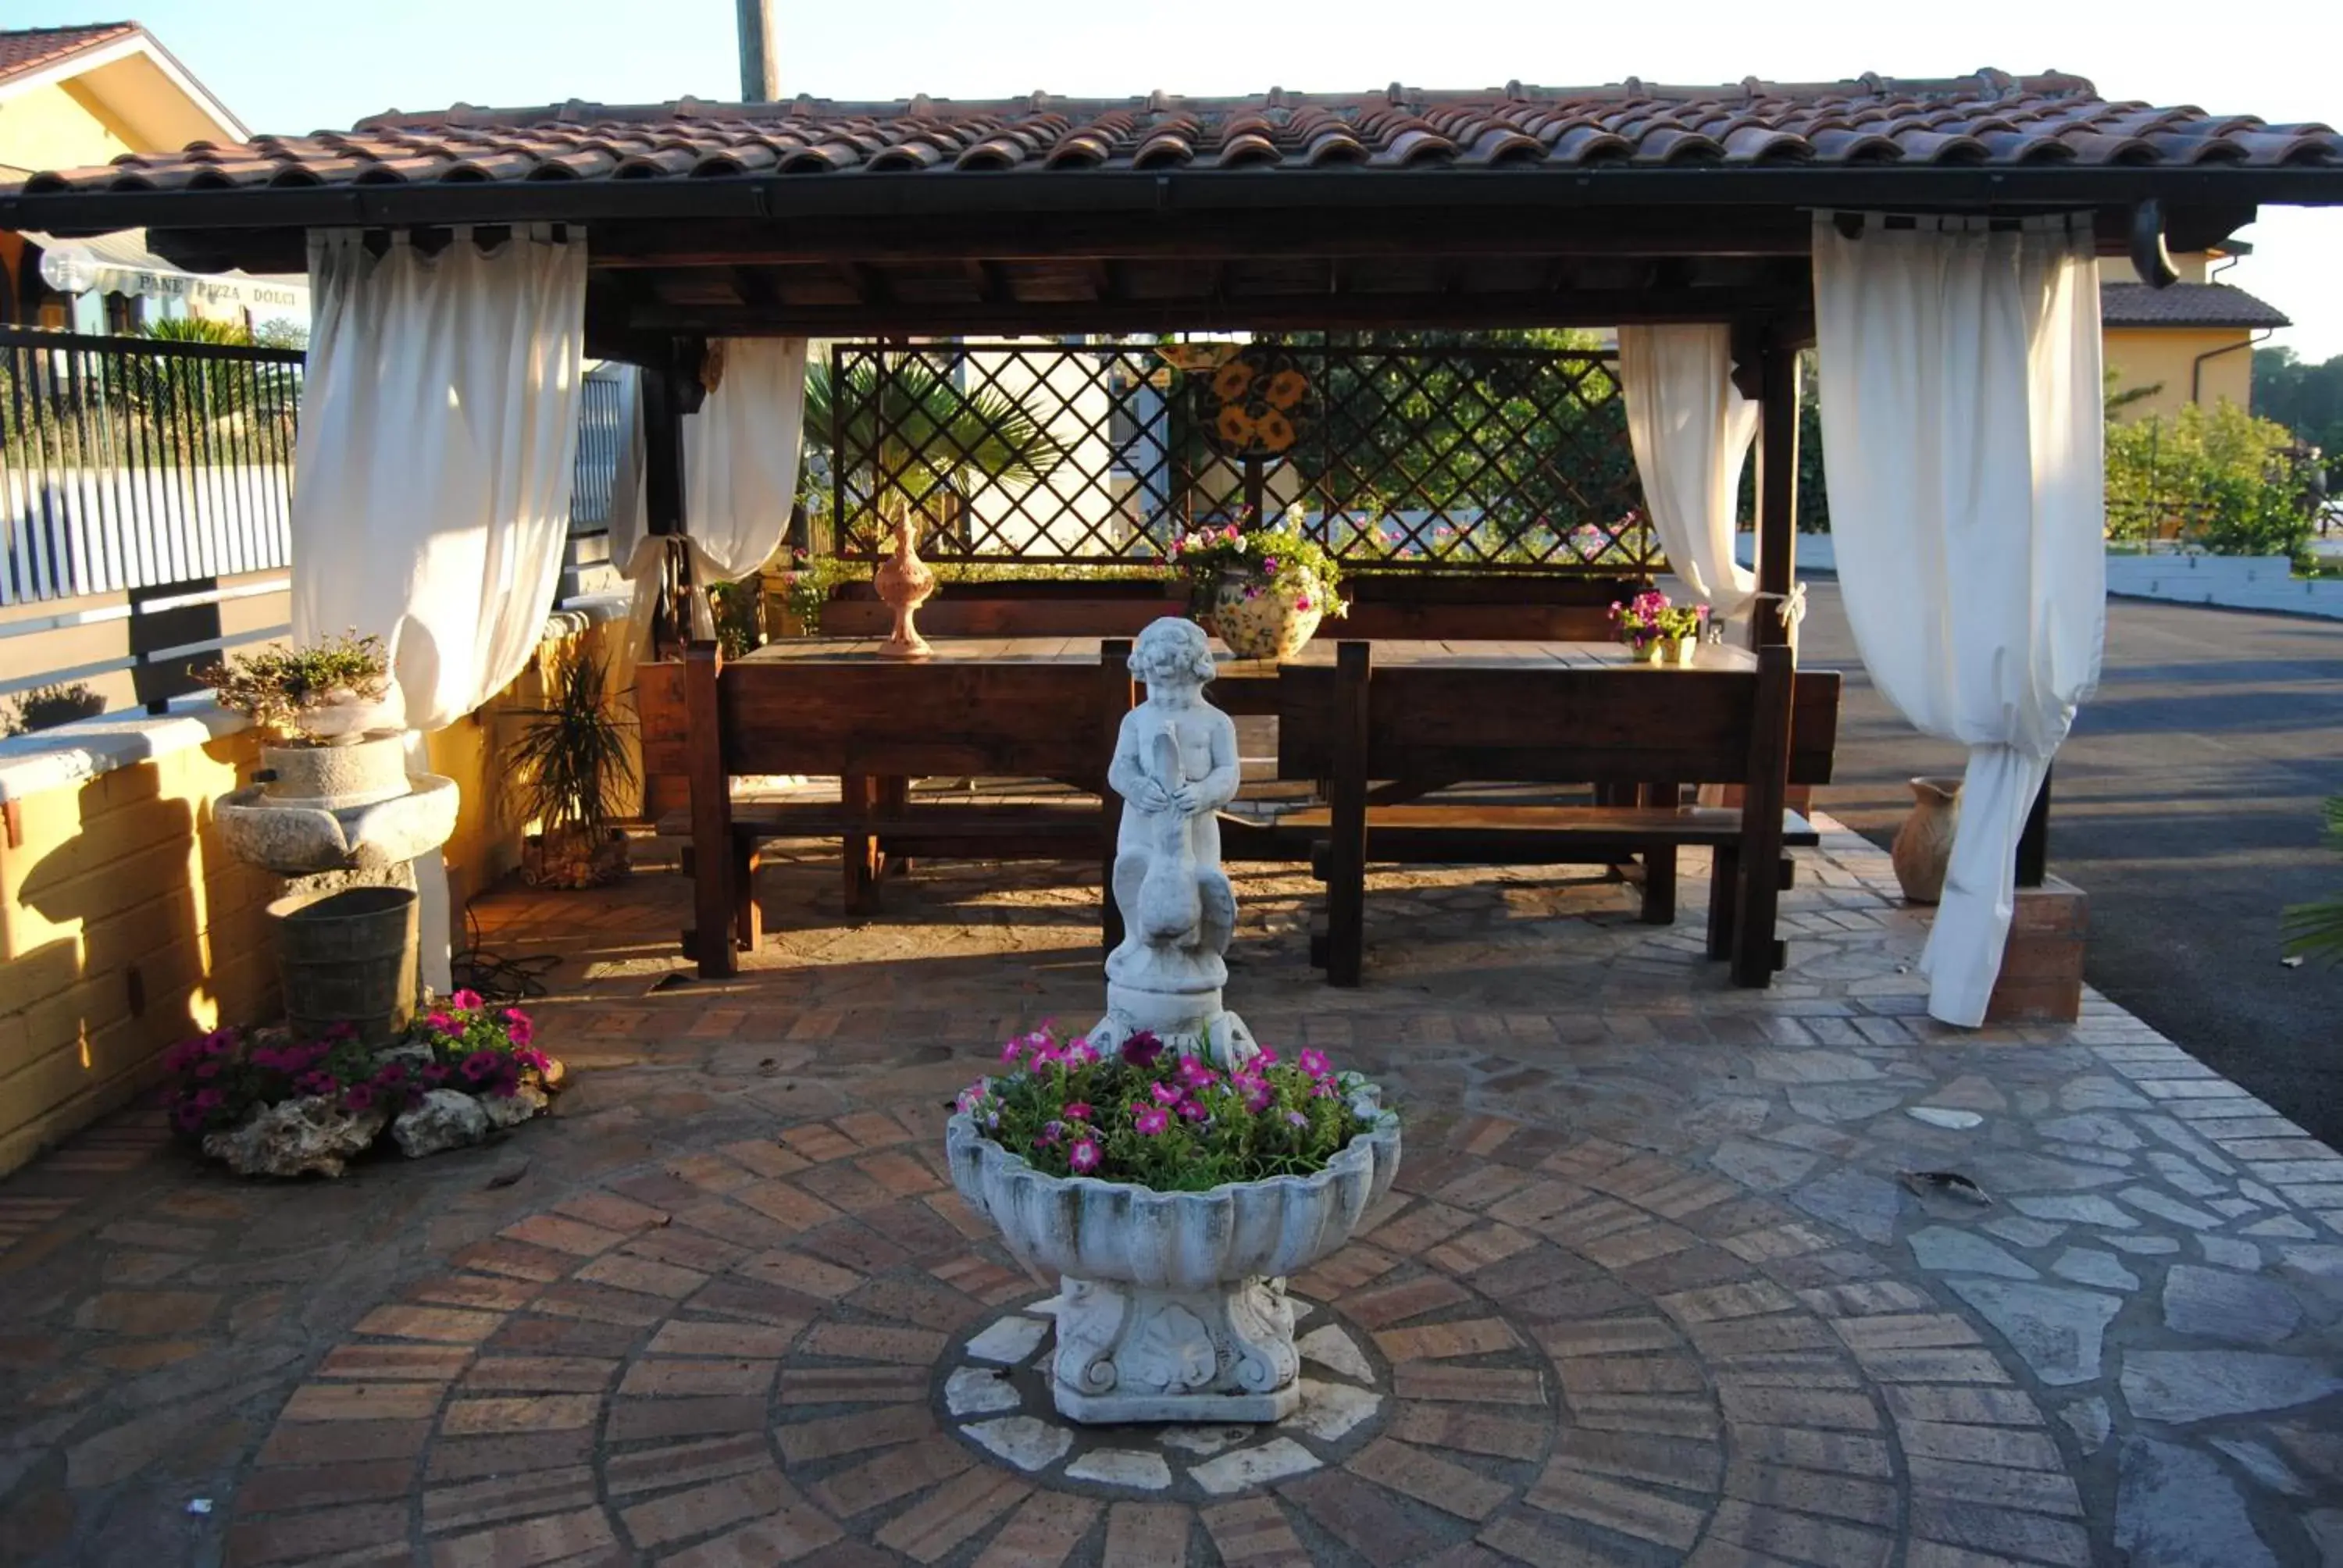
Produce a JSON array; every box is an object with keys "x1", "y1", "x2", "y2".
[
  {"x1": 2254, "y1": 346, "x2": 2343, "y2": 487},
  {"x1": 2104, "y1": 400, "x2": 2315, "y2": 557}
]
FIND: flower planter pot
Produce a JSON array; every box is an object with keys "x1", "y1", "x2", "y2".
[
  {"x1": 294, "y1": 690, "x2": 383, "y2": 745},
  {"x1": 259, "y1": 731, "x2": 410, "y2": 810},
  {"x1": 1892, "y1": 775, "x2": 1964, "y2": 904},
  {"x1": 522, "y1": 825, "x2": 631, "y2": 889},
  {"x1": 268, "y1": 885, "x2": 419, "y2": 1046},
  {"x1": 945, "y1": 1105, "x2": 1401, "y2": 1423},
  {"x1": 1198, "y1": 568, "x2": 1323, "y2": 661}
]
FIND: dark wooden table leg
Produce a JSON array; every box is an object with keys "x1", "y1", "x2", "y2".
[
  {"x1": 1639, "y1": 779, "x2": 1680, "y2": 924},
  {"x1": 843, "y1": 772, "x2": 882, "y2": 915},
  {"x1": 732, "y1": 839, "x2": 761, "y2": 952},
  {"x1": 684, "y1": 642, "x2": 736, "y2": 978},
  {"x1": 1326, "y1": 643, "x2": 1371, "y2": 987}
]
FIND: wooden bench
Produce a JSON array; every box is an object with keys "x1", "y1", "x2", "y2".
[
  {"x1": 638, "y1": 640, "x2": 1136, "y2": 977},
  {"x1": 1275, "y1": 641, "x2": 1840, "y2": 985}
]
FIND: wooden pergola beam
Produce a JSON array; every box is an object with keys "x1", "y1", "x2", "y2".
[{"x1": 622, "y1": 285, "x2": 1814, "y2": 340}]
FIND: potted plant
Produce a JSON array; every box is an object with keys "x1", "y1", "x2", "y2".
[
  {"x1": 947, "y1": 1025, "x2": 1400, "y2": 1423},
  {"x1": 509, "y1": 645, "x2": 636, "y2": 889},
  {"x1": 1609, "y1": 590, "x2": 1710, "y2": 665},
  {"x1": 804, "y1": 354, "x2": 1072, "y2": 657},
  {"x1": 1170, "y1": 508, "x2": 1346, "y2": 661},
  {"x1": 197, "y1": 633, "x2": 404, "y2": 807}
]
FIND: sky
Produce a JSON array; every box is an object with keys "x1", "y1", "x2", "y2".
[{"x1": 35, "y1": 0, "x2": 2343, "y2": 361}]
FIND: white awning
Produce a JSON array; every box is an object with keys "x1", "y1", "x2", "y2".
[{"x1": 27, "y1": 230, "x2": 307, "y2": 312}]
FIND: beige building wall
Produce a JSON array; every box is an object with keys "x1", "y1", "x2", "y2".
[
  {"x1": 0, "y1": 80, "x2": 132, "y2": 179},
  {"x1": 0, "y1": 615, "x2": 622, "y2": 1177},
  {"x1": 2104, "y1": 327, "x2": 2258, "y2": 422}
]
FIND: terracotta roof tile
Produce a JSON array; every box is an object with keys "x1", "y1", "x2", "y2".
[
  {"x1": 0, "y1": 23, "x2": 137, "y2": 85},
  {"x1": 9, "y1": 69, "x2": 2341, "y2": 204}
]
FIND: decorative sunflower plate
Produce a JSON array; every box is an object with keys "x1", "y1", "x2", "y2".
[{"x1": 1194, "y1": 348, "x2": 1316, "y2": 460}]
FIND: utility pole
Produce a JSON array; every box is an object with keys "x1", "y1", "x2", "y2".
[{"x1": 735, "y1": 0, "x2": 778, "y2": 102}]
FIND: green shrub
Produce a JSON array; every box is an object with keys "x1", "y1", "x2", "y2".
[{"x1": 2106, "y1": 400, "x2": 2315, "y2": 558}]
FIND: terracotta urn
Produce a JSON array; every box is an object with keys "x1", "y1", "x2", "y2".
[
  {"x1": 872, "y1": 522, "x2": 937, "y2": 658},
  {"x1": 1200, "y1": 567, "x2": 1322, "y2": 662},
  {"x1": 1891, "y1": 775, "x2": 1964, "y2": 903}
]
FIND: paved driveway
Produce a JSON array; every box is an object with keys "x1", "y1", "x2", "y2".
[{"x1": 1803, "y1": 580, "x2": 2343, "y2": 1145}]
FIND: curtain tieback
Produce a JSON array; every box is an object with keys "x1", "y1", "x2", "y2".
[{"x1": 1753, "y1": 582, "x2": 1807, "y2": 631}]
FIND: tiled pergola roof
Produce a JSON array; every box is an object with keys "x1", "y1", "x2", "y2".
[
  {"x1": 14, "y1": 71, "x2": 2341, "y2": 194},
  {"x1": 2099, "y1": 281, "x2": 2291, "y2": 330}
]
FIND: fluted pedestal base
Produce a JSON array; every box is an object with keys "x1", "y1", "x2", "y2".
[{"x1": 1047, "y1": 1274, "x2": 1300, "y2": 1424}]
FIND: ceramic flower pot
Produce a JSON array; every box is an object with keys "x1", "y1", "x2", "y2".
[
  {"x1": 1203, "y1": 568, "x2": 1323, "y2": 661},
  {"x1": 1674, "y1": 637, "x2": 1699, "y2": 667},
  {"x1": 294, "y1": 690, "x2": 383, "y2": 746},
  {"x1": 1892, "y1": 775, "x2": 1964, "y2": 903},
  {"x1": 945, "y1": 1106, "x2": 1401, "y2": 1423}
]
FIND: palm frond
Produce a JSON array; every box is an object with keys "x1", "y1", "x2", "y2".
[{"x1": 806, "y1": 355, "x2": 1072, "y2": 510}]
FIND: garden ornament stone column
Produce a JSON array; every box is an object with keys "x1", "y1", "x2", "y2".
[{"x1": 1089, "y1": 617, "x2": 1257, "y2": 1067}]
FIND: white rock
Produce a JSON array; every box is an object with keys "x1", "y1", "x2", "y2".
[
  {"x1": 965, "y1": 1416, "x2": 1073, "y2": 1472},
  {"x1": 965, "y1": 1315, "x2": 1050, "y2": 1367},
  {"x1": 390, "y1": 1089, "x2": 491, "y2": 1158},
  {"x1": 1189, "y1": 1437, "x2": 1323, "y2": 1495},
  {"x1": 1159, "y1": 1426, "x2": 1246, "y2": 1456},
  {"x1": 1280, "y1": 1381, "x2": 1382, "y2": 1444},
  {"x1": 202, "y1": 1096, "x2": 389, "y2": 1178},
  {"x1": 1907, "y1": 1107, "x2": 1984, "y2": 1130},
  {"x1": 945, "y1": 1365, "x2": 1022, "y2": 1417},
  {"x1": 1296, "y1": 1324, "x2": 1375, "y2": 1384},
  {"x1": 1065, "y1": 1449, "x2": 1174, "y2": 1489},
  {"x1": 478, "y1": 1082, "x2": 550, "y2": 1131}
]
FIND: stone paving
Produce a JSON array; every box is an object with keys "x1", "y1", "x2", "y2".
[{"x1": 1, "y1": 822, "x2": 2340, "y2": 1566}]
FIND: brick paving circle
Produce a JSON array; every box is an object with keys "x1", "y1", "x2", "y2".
[{"x1": 216, "y1": 1099, "x2": 2067, "y2": 1566}]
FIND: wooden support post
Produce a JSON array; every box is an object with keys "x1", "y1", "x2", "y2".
[
  {"x1": 1731, "y1": 330, "x2": 1800, "y2": 987},
  {"x1": 683, "y1": 640, "x2": 736, "y2": 978},
  {"x1": 641, "y1": 363, "x2": 689, "y2": 657},
  {"x1": 2016, "y1": 764, "x2": 2052, "y2": 889},
  {"x1": 1326, "y1": 641, "x2": 1371, "y2": 987},
  {"x1": 843, "y1": 773, "x2": 882, "y2": 915},
  {"x1": 1639, "y1": 779, "x2": 1681, "y2": 925},
  {"x1": 1100, "y1": 638, "x2": 1135, "y2": 956}
]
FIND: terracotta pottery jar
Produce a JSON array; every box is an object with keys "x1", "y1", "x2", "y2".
[
  {"x1": 1891, "y1": 775, "x2": 1964, "y2": 903},
  {"x1": 872, "y1": 522, "x2": 937, "y2": 658}
]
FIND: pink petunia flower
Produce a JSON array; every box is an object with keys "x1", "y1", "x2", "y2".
[
  {"x1": 1121, "y1": 1032, "x2": 1164, "y2": 1068},
  {"x1": 192, "y1": 1087, "x2": 226, "y2": 1110},
  {"x1": 1062, "y1": 1102, "x2": 1093, "y2": 1122},
  {"x1": 1150, "y1": 1082, "x2": 1183, "y2": 1107},
  {"x1": 1068, "y1": 1138, "x2": 1102, "y2": 1174},
  {"x1": 449, "y1": 989, "x2": 483, "y2": 1010},
  {"x1": 342, "y1": 1084, "x2": 375, "y2": 1113},
  {"x1": 1135, "y1": 1107, "x2": 1170, "y2": 1135},
  {"x1": 426, "y1": 1012, "x2": 455, "y2": 1034},
  {"x1": 1297, "y1": 1048, "x2": 1332, "y2": 1080},
  {"x1": 1000, "y1": 1039, "x2": 1025, "y2": 1064},
  {"x1": 1176, "y1": 1099, "x2": 1208, "y2": 1122}
]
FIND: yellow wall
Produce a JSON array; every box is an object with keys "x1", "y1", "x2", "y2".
[
  {"x1": 0, "y1": 617, "x2": 622, "y2": 1176},
  {"x1": 0, "y1": 80, "x2": 133, "y2": 179},
  {"x1": 2105, "y1": 328, "x2": 2258, "y2": 422}
]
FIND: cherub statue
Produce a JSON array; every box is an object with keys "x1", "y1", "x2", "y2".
[{"x1": 1095, "y1": 618, "x2": 1254, "y2": 1064}]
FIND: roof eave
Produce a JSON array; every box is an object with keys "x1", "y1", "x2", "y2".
[{"x1": 7, "y1": 161, "x2": 2341, "y2": 249}]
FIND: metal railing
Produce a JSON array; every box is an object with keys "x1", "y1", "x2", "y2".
[
  {"x1": 569, "y1": 366, "x2": 629, "y2": 539},
  {"x1": 2, "y1": 326, "x2": 305, "y2": 607}
]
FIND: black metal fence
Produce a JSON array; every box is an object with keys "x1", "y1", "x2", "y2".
[
  {"x1": 823, "y1": 339, "x2": 1656, "y2": 572},
  {"x1": 1, "y1": 326, "x2": 305, "y2": 607}
]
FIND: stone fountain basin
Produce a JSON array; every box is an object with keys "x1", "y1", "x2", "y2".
[
  {"x1": 945, "y1": 1109, "x2": 1402, "y2": 1291},
  {"x1": 215, "y1": 773, "x2": 460, "y2": 875}
]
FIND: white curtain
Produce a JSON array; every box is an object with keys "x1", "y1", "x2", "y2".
[
  {"x1": 605, "y1": 339, "x2": 809, "y2": 684},
  {"x1": 1813, "y1": 212, "x2": 2106, "y2": 1026},
  {"x1": 292, "y1": 225, "x2": 587, "y2": 987},
  {"x1": 1617, "y1": 324, "x2": 1760, "y2": 618}
]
